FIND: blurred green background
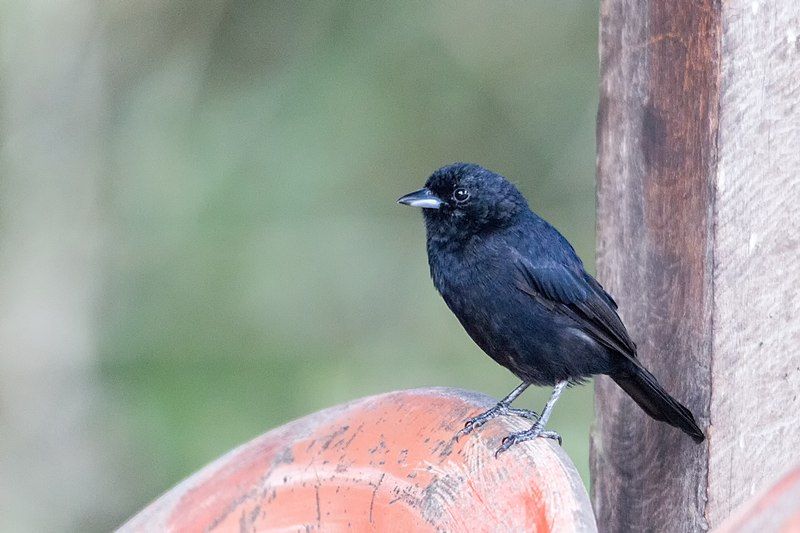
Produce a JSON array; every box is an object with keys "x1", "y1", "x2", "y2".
[{"x1": 0, "y1": 1, "x2": 598, "y2": 531}]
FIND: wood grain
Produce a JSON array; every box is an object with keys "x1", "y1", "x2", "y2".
[
  {"x1": 592, "y1": 1, "x2": 718, "y2": 531},
  {"x1": 119, "y1": 388, "x2": 596, "y2": 532},
  {"x1": 593, "y1": 0, "x2": 800, "y2": 530},
  {"x1": 709, "y1": 1, "x2": 800, "y2": 524}
]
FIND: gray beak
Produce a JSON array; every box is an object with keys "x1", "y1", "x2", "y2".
[{"x1": 397, "y1": 188, "x2": 446, "y2": 210}]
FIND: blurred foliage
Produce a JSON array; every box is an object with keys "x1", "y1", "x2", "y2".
[{"x1": 7, "y1": 1, "x2": 600, "y2": 529}]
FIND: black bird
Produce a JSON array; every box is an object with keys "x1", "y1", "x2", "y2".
[{"x1": 398, "y1": 163, "x2": 704, "y2": 455}]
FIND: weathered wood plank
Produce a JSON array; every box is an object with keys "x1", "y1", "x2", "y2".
[
  {"x1": 592, "y1": 0, "x2": 800, "y2": 530},
  {"x1": 591, "y1": 1, "x2": 719, "y2": 531},
  {"x1": 709, "y1": 1, "x2": 800, "y2": 524}
]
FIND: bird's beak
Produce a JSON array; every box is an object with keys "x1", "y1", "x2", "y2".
[{"x1": 397, "y1": 188, "x2": 446, "y2": 210}]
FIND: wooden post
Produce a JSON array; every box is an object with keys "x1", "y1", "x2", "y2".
[{"x1": 592, "y1": 1, "x2": 800, "y2": 531}]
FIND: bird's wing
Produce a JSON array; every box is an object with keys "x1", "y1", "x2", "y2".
[{"x1": 512, "y1": 254, "x2": 637, "y2": 357}]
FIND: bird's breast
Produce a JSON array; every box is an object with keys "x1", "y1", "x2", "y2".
[
  {"x1": 428, "y1": 245, "x2": 519, "y2": 349},
  {"x1": 427, "y1": 242, "x2": 608, "y2": 384}
]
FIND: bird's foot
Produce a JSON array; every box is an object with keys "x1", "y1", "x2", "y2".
[
  {"x1": 454, "y1": 404, "x2": 539, "y2": 441},
  {"x1": 494, "y1": 424, "x2": 562, "y2": 457}
]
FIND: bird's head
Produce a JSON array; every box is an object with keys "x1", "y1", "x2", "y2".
[{"x1": 397, "y1": 163, "x2": 528, "y2": 242}]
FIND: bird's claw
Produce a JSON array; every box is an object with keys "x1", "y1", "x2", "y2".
[
  {"x1": 494, "y1": 426, "x2": 562, "y2": 457},
  {"x1": 454, "y1": 404, "x2": 539, "y2": 441},
  {"x1": 454, "y1": 417, "x2": 483, "y2": 441}
]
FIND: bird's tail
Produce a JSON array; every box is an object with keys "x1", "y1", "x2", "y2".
[{"x1": 611, "y1": 360, "x2": 705, "y2": 443}]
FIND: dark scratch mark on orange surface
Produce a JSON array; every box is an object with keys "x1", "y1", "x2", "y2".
[
  {"x1": 369, "y1": 473, "x2": 385, "y2": 524},
  {"x1": 315, "y1": 484, "x2": 321, "y2": 526}
]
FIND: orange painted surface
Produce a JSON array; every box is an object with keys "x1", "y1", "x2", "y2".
[
  {"x1": 716, "y1": 465, "x2": 800, "y2": 533},
  {"x1": 119, "y1": 388, "x2": 595, "y2": 532}
]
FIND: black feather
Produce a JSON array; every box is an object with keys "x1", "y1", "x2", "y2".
[{"x1": 404, "y1": 163, "x2": 705, "y2": 443}]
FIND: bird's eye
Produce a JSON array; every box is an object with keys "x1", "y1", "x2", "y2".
[{"x1": 453, "y1": 188, "x2": 470, "y2": 203}]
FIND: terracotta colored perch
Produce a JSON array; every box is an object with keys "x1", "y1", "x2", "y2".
[
  {"x1": 119, "y1": 388, "x2": 596, "y2": 532},
  {"x1": 715, "y1": 465, "x2": 800, "y2": 533}
]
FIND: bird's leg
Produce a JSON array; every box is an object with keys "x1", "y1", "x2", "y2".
[
  {"x1": 455, "y1": 382, "x2": 538, "y2": 441},
  {"x1": 495, "y1": 380, "x2": 568, "y2": 456}
]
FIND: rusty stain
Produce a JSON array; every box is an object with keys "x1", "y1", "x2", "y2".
[{"x1": 118, "y1": 388, "x2": 595, "y2": 532}]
